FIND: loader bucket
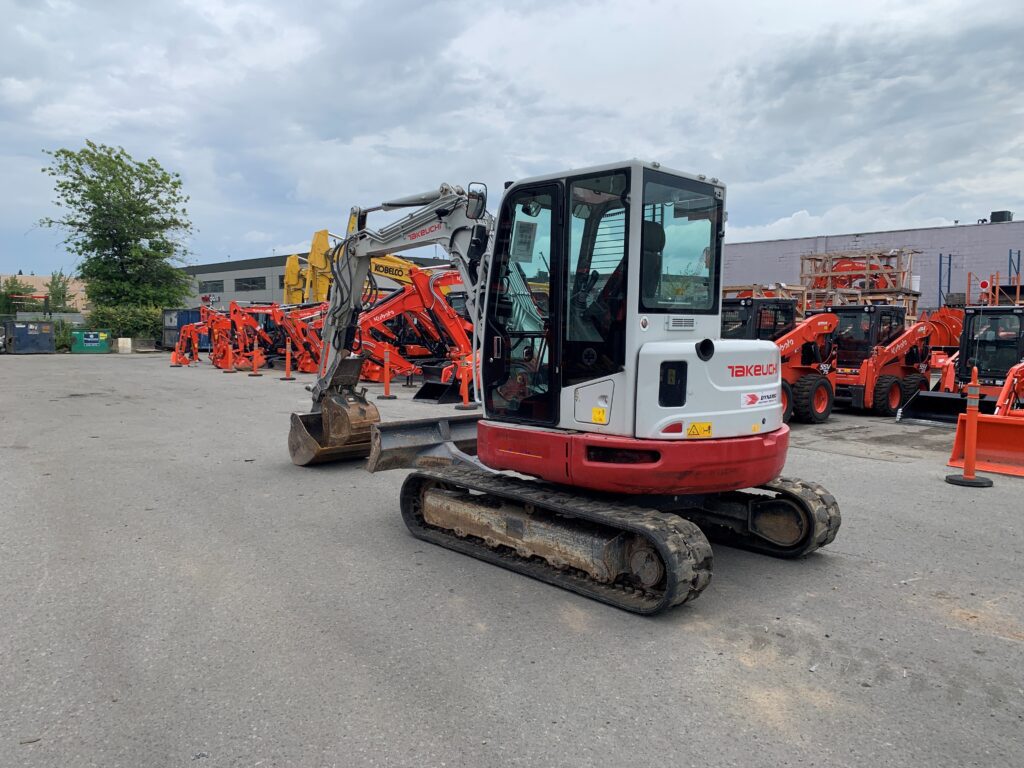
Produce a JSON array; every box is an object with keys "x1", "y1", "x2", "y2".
[
  {"x1": 898, "y1": 390, "x2": 997, "y2": 425},
  {"x1": 288, "y1": 393, "x2": 381, "y2": 466},
  {"x1": 367, "y1": 414, "x2": 482, "y2": 472},
  {"x1": 948, "y1": 413, "x2": 1024, "y2": 477},
  {"x1": 412, "y1": 380, "x2": 462, "y2": 404}
]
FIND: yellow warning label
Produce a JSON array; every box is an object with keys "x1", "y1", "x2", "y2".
[
  {"x1": 687, "y1": 422, "x2": 713, "y2": 438},
  {"x1": 751, "y1": 424, "x2": 761, "y2": 433},
  {"x1": 591, "y1": 407, "x2": 608, "y2": 424}
]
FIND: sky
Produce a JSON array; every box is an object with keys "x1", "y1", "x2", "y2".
[{"x1": 1, "y1": 0, "x2": 1022, "y2": 275}]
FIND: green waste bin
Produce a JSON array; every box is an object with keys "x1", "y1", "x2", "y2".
[{"x1": 71, "y1": 329, "x2": 112, "y2": 354}]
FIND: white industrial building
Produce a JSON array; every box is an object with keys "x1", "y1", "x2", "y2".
[
  {"x1": 183, "y1": 218, "x2": 1022, "y2": 312},
  {"x1": 184, "y1": 255, "x2": 287, "y2": 305},
  {"x1": 183, "y1": 253, "x2": 450, "y2": 306},
  {"x1": 723, "y1": 218, "x2": 1023, "y2": 310}
]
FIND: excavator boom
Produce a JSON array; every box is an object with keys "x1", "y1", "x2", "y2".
[{"x1": 288, "y1": 184, "x2": 491, "y2": 466}]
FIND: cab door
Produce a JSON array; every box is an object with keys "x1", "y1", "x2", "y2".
[{"x1": 483, "y1": 183, "x2": 561, "y2": 425}]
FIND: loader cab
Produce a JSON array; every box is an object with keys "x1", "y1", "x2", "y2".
[
  {"x1": 482, "y1": 161, "x2": 724, "y2": 428},
  {"x1": 826, "y1": 305, "x2": 906, "y2": 371},
  {"x1": 957, "y1": 307, "x2": 1024, "y2": 386},
  {"x1": 721, "y1": 298, "x2": 797, "y2": 341}
]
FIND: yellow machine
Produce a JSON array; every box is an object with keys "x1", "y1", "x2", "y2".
[{"x1": 283, "y1": 220, "x2": 446, "y2": 304}]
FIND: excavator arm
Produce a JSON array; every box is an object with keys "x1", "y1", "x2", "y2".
[
  {"x1": 313, "y1": 183, "x2": 491, "y2": 404},
  {"x1": 289, "y1": 183, "x2": 491, "y2": 466}
]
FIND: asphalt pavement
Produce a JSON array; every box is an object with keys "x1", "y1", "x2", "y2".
[{"x1": 1, "y1": 354, "x2": 1021, "y2": 767}]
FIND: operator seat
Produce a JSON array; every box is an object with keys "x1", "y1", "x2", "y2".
[{"x1": 641, "y1": 219, "x2": 666, "y2": 302}]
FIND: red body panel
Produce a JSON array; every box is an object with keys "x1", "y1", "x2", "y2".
[{"x1": 477, "y1": 421, "x2": 789, "y2": 495}]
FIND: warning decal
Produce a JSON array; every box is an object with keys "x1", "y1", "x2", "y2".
[{"x1": 686, "y1": 422, "x2": 713, "y2": 438}]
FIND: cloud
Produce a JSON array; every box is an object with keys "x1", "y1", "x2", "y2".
[{"x1": 1, "y1": 0, "x2": 1022, "y2": 273}]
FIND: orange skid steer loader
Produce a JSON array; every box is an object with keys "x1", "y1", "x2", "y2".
[
  {"x1": 948, "y1": 360, "x2": 1024, "y2": 477},
  {"x1": 722, "y1": 298, "x2": 839, "y2": 423}
]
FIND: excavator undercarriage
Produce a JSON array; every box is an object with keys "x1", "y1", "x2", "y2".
[
  {"x1": 395, "y1": 459, "x2": 839, "y2": 614},
  {"x1": 371, "y1": 416, "x2": 840, "y2": 614}
]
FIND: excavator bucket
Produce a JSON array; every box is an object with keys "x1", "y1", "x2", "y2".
[
  {"x1": 288, "y1": 393, "x2": 381, "y2": 466},
  {"x1": 898, "y1": 390, "x2": 997, "y2": 425},
  {"x1": 288, "y1": 358, "x2": 381, "y2": 466},
  {"x1": 367, "y1": 414, "x2": 482, "y2": 472},
  {"x1": 412, "y1": 364, "x2": 473, "y2": 404},
  {"x1": 413, "y1": 380, "x2": 465, "y2": 404},
  {"x1": 948, "y1": 413, "x2": 1024, "y2": 477}
]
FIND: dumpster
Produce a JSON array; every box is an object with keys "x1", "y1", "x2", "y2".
[
  {"x1": 4, "y1": 321, "x2": 56, "y2": 354},
  {"x1": 161, "y1": 308, "x2": 208, "y2": 350},
  {"x1": 71, "y1": 329, "x2": 111, "y2": 354}
]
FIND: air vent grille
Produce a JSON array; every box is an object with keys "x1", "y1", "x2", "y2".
[{"x1": 666, "y1": 317, "x2": 695, "y2": 331}]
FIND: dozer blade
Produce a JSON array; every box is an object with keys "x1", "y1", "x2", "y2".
[
  {"x1": 288, "y1": 393, "x2": 381, "y2": 466},
  {"x1": 949, "y1": 413, "x2": 1024, "y2": 478},
  {"x1": 368, "y1": 414, "x2": 482, "y2": 472},
  {"x1": 898, "y1": 390, "x2": 997, "y2": 425}
]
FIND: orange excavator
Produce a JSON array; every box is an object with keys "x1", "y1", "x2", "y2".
[
  {"x1": 227, "y1": 301, "x2": 278, "y2": 370},
  {"x1": 176, "y1": 302, "x2": 328, "y2": 373},
  {"x1": 722, "y1": 298, "x2": 839, "y2": 423},
  {"x1": 407, "y1": 268, "x2": 475, "y2": 402},
  {"x1": 354, "y1": 285, "x2": 437, "y2": 382},
  {"x1": 353, "y1": 267, "x2": 475, "y2": 400},
  {"x1": 169, "y1": 319, "x2": 209, "y2": 366},
  {"x1": 275, "y1": 303, "x2": 327, "y2": 374}
]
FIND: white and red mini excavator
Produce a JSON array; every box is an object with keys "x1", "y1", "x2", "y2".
[{"x1": 288, "y1": 160, "x2": 841, "y2": 614}]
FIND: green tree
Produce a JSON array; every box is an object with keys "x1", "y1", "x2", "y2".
[
  {"x1": 45, "y1": 269, "x2": 74, "y2": 312},
  {"x1": 39, "y1": 140, "x2": 193, "y2": 307},
  {"x1": 0, "y1": 275, "x2": 39, "y2": 315}
]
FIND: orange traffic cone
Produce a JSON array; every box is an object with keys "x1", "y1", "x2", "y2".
[
  {"x1": 280, "y1": 339, "x2": 296, "y2": 381},
  {"x1": 377, "y1": 348, "x2": 397, "y2": 400},
  {"x1": 945, "y1": 366, "x2": 993, "y2": 488},
  {"x1": 454, "y1": 358, "x2": 477, "y2": 411}
]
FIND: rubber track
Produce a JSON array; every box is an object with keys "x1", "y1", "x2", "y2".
[
  {"x1": 756, "y1": 476, "x2": 842, "y2": 556},
  {"x1": 400, "y1": 465, "x2": 714, "y2": 615}
]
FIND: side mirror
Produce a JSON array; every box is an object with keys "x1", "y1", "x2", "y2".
[{"x1": 467, "y1": 182, "x2": 488, "y2": 220}]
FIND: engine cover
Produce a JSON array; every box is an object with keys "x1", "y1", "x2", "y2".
[{"x1": 634, "y1": 338, "x2": 783, "y2": 440}]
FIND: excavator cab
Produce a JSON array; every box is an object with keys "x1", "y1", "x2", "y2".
[
  {"x1": 721, "y1": 298, "x2": 797, "y2": 341},
  {"x1": 461, "y1": 161, "x2": 788, "y2": 491}
]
